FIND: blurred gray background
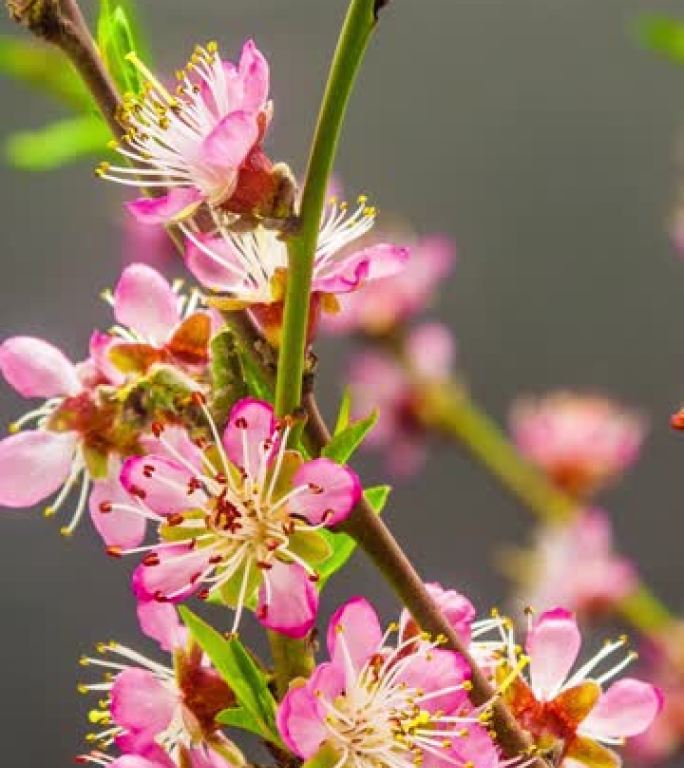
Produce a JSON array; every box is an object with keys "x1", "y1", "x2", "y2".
[{"x1": 2, "y1": 0, "x2": 684, "y2": 765}]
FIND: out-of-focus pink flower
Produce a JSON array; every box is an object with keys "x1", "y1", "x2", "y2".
[
  {"x1": 348, "y1": 322, "x2": 456, "y2": 477},
  {"x1": 501, "y1": 608, "x2": 662, "y2": 767},
  {"x1": 78, "y1": 604, "x2": 241, "y2": 766},
  {"x1": 121, "y1": 213, "x2": 176, "y2": 269},
  {"x1": 277, "y1": 596, "x2": 503, "y2": 768},
  {"x1": 509, "y1": 392, "x2": 646, "y2": 497},
  {"x1": 99, "y1": 41, "x2": 277, "y2": 224},
  {"x1": 105, "y1": 398, "x2": 360, "y2": 637},
  {"x1": 182, "y1": 196, "x2": 408, "y2": 341},
  {"x1": 508, "y1": 509, "x2": 637, "y2": 618},
  {"x1": 323, "y1": 234, "x2": 455, "y2": 335}
]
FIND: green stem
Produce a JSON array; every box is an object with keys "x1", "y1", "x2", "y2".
[
  {"x1": 420, "y1": 383, "x2": 675, "y2": 634},
  {"x1": 275, "y1": 0, "x2": 380, "y2": 418},
  {"x1": 267, "y1": 631, "x2": 316, "y2": 698}
]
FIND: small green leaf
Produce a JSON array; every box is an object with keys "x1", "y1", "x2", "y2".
[
  {"x1": 5, "y1": 114, "x2": 110, "y2": 171},
  {"x1": 178, "y1": 606, "x2": 282, "y2": 746},
  {"x1": 637, "y1": 15, "x2": 684, "y2": 64},
  {"x1": 97, "y1": 0, "x2": 147, "y2": 93},
  {"x1": 0, "y1": 37, "x2": 92, "y2": 110},
  {"x1": 210, "y1": 330, "x2": 249, "y2": 424},
  {"x1": 318, "y1": 485, "x2": 391, "y2": 587},
  {"x1": 333, "y1": 389, "x2": 352, "y2": 435},
  {"x1": 321, "y1": 410, "x2": 377, "y2": 464},
  {"x1": 216, "y1": 706, "x2": 267, "y2": 738}
]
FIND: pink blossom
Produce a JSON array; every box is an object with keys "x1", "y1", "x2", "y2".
[
  {"x1": 121, "y1": 212, "x2": 176, "y2": 269},
  {"x1": 98, "y1": 41, "x2": 275, "y2": 224},
  {"x1": 104, "y1": 398, "x2": 360, "y2": 637},
  {"x1": 509, "y1": 392, "x2": 646, "y2": 497},
  {"x1": 400, "y1": 582, "x2": 476, "y2": 647},
  {"x1": 509, "y1": 509, "x2": 637, "y2": 618},
  {"x1": 500, "y1": 608, "x2": 662, "y2": 766},
  {"x1": 78, "y1": 606, "x2": 240, "y2": 766},
  {"x1": 277, "y1": 596, "x2": 502, "y2": 768},
  {"x1": 182, "y1": 196, "x2": 408, "y2": 332},
  {"x1": 348, "y1": 323, "x2": 456, "y2": 477},
  {"x1": 323, "y1": 235, "x2": 455, "y2": 335}
]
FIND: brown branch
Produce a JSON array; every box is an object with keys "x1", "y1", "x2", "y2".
[{"x1": 303, "y1": 392, "x2": 546, "y2": 765}]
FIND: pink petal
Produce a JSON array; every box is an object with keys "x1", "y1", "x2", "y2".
[
  {"x1": 202, "y1": 111, "x2": 259, "y2": 172},
  {"x1": 449, "y1": 724, "x2": 501, "y2": 768},
  {"x1": 580, "y1": 679, "x2": 664, "y2": 739},
  {"x1": 222, "y1": 398, "x2": 277, "y2": 475},
  {"x1": 110, "y1": 667, "x2": 177, "y2": 735},
  {"x1": 401, "y1": 583, "x2": 475, "y2": 647},
  {"x1": 140, "y1": 425, "x2": 204, "y2": 470},
  {"x1": 257, "y1": 560, "x2": 318, "y2": 638},
  {"x1": 89, "y1": 469, "x2": 147, "y2": 549},
  {"x1": 313, "y1": 244, "x2": 409, "y2": 294},
  {"x1": 277, "y1": 683, "x2": 327, "y2": 758},
  {"x1": 395, "y1": 648, "x2": 471, "y2": 714},
  {"x1": 289, "y1": 458, "x2": 361, "y2": 526},
  {"x1": 89, "y1": 331, "x2": 125, "y2": 386},
  {"x1": 406, "y1": 323, "x2": 456, "y2": 381},
  {"x1": 238, "y1": 40, "x2": 270, "y2": 111},
  {"x1": 137, "y1": 599, "x2": 188, "y2": 653},
  {"x1": 327, "y1": 596, "x2": 383, "y2": 673},
  {"x1": 126, "y1": 188, "x2": 203, "y2": 225},
  {"x1": 111, "y1": 757, "x2": 173, "y2": 768},
  {"x1": 120, "y1": 455, "x2": 206, "y2": 516},
  {"x1": 0, "y1": 430, "x2": 77, "y2": 508},
  {"x1": 527, "y1": 607, "x2": 582, "y2": 700},
  {"x1": 131, "y1": 544, "x2": 210, "y2": 603},
  {"x1": 0, "y1": 336, "x2": 80, "y2": 397},
  {"x1": 185, "y1": 232, "x2": 247, "y2": 292},
  {"x1": 114, "y1": 264, "x2": 181, "y2": 345}
]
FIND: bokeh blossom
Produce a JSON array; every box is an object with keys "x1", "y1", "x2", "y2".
[
  {"x1": 499, "y1": 608, "x2": 661, "y2": 767},
  {"x1": 78, "y1": 601, "x2": 240, "y2": 767},
  {"x1": 104, "y1": 397, "x2": 360, "y2": 637},
  {"x1": 98, "y1": 41, "x2": 277, "y2": 224},
  {"x1": 323, "y1": 234, "x2": 455, "y2": 336},
  {"x1": 509, "y1": 392, "x2": 646, "y2": 497},
  {"x1": 505, "y1": 509, "x2": 637, "y2": 618},
  {"x1": 348, "y1": 322, "x2": 456, "y2": 476},
  {"x1": 277, "y1": 596, "x2": 504, "y2": 768}
]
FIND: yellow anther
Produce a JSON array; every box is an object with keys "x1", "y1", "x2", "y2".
[
  {"x1": 496, "y1": 654, "x2": 530, "y2": 696},
  {"x1": 79, "y1": 656, "x2": 90, "y2": 667},
  {"x1": 60, "y1": 527, "x2": 73, "y2": 537},
  {"x1": 85, "y1": 734, "x2": 98, "y2": 743},
  {"x1": 43, "y1": 507, "x2": 56, "y2": 518},
  {"x1": 77, "y1": 684, "x2": 89, "y2": 694},
  {"x1": 88, "y1": 710, "x2": 110, "y2": 725},
  {"x1": 462, "y1": 680, "x2": 473, "y2": 691},
  {"x1": 8, "y1": 422, "x2": 20, "y2": 434},
  {"x1": 387, "y1": 621, "x2": 399, "y2": 633},
  {"x1": 357, "y1": 194, "x2": 368, "y2": 205},
  {"x1": 207, "y1": 41, "x2": 219, "y2": 53}
]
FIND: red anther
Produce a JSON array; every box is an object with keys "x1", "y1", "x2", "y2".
[
  {"x1": 187, "y1": 477, "x2": 202, "y2": 494},
  {"x1": 129, "y1": 485, "x2": 147, "y2": 500},
  {"x1": 153, "y1": 591, "x2": 169, "y2": 603},
  {"x1": 190, "y1": 571, "x2": 202, "y2": 584},
  {"x1": 143, "y1": 552, "x2": 160, "y2": 567},
  {"x1": 262, "y1": 438, "x2": 273, "y2": 452},
  {"x1": 266, "y1": 540, "x2": 280, "y2": 551},
  {"x1": 194, "y1": 436, "x2": 209, "y2": 449},
  {"x1": 209, "y1": 554, "x2": 223, "y2": 564},
  {"x1": 151, "y1": 422, "x2": 164, "y2": 438},
  {"x1": 167, "y1": 513, "x2": 185, "y2": 527},
  {"x1": 142, "y1": 464, "x2": 155, "y2": 478},
  {"x1": 308, "y1": 482, "x2": 324, "y2": 495},
  {"x1": 99, "y1": 501, "x2": 113, "y2": 513},
  {"x1": 322, "y1": 509, "x2": 334, "y2": 523},
  {"x1": 198, "y1": 588, "x2": 210, "y2": 600},
  {"x1": 73, "y1": 757, "x2": 89, "y2": 764},
  {"x1": 257, "y1": 604, "x2": 269, "y2": 620},
  {"x1": 308, "y1": 572, "x2": 320, "y2": 583},
  {"x1": 234, "y1": 417, "x2": 248, "y2": 429},
  {"x1": 106, "y1": 545, "x2": 123, "y2": 558},
  {"x1": 672, "y1": 410, "x2": 684, "y2": 430},
  {"x1": 256, "y1": 560, "x2": 273, "y2": 570},
  {"x1": 214, "y1": 472, "x2": 226, "y2": 484},
  {"x1": 191, "y1": 391, "x2": 207, "y2": 406}
]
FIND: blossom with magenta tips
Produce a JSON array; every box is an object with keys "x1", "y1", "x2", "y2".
[
  {"x1": 498, "y1": 607, "x2": 662, "y2": 767},
  {"x1": 323, "y1": 234, "x2": 455, "y2": 336},
  {"x1": 506, "y1": 510, "x2": 637, "y2": 619},
  {"x1": 77, "y1": 601, "x2": 242, "y2": 767},
  {"x1": 277, "y1": 596, "x2": 504, "y2": 768},
  {"x1": 182, "y1": 195, "x2": 409, "y2": 340},
  {"x1": 97, "y1": 41, "x2": 276, "y2": 224},
  {"x1": 509, "y1": 392, "x2": 646, "y2": 498},
  {"x1": 104, "y1": 397, "x2": 360, "y2": 637},
  {"x1": 348, "y1": 323, "x2": 456, "y2": 477}
]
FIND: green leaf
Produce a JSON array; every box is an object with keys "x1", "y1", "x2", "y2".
[
  {"x1": 636, "y1": 15, "x2": 684, "y2": 64},
  {"x1": 302, "y1": 742, "x2": 344, "y2": 768},
  {"x1": 210, "y1": 330, "x2": 249, "y2": 424},
  {"x1": 318, "y1": 485, "x2": 391, "y2": 587},
  {"x1": 0, "y1": 37, "x2": 92, "y2": 110},
  {"x1": 178, "y1": 606, "x2": 282, "y2": 746},
  {"x1": 333, "y1": 389, "x2": 352, "y2": 435},
  {"x1": 97, "y1": 0, "x2": 147, "y2": 93},
  {"x1": 216, "y1": 706, "x2": 267, "y2": 738},
  {"x1": 5, "y1": 114, "x2": 110, "y2": 171},
  {"x1": 321, "y1": 409, "x2": 377, "y2": 464}
]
